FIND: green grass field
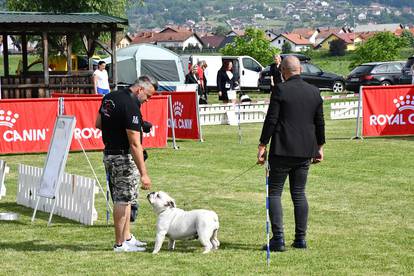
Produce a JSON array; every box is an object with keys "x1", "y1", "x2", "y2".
[{"x1": 0, "y1": 100, "x2": 413, "y2": 275}]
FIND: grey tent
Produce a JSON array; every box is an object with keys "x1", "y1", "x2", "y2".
[{"x1": 106, "y1": 43, "x2": 185, "y2": 91}]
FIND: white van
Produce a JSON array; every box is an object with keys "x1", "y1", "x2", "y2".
[{"x1": 184, "y1": 55, "x2": 263, "y2": 90}]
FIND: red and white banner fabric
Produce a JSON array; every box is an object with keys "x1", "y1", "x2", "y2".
[
  {"x1": 0, "y1": 99, "x2": 59, "y2": 154},
  {"x1": 63, "y1": 96, "x2": 169, "y2": 150},
  {"x1": 159, "y1": 91, "x2": 200, "y2": 140},
  {"x1": 141, "y1": 95, "x2": 169, "y2": 148},
  {"x1": 61, "y1": 97, "x2": 104, "y2": 151},
  {"x1": 0, "y1": 96, "x2": 169, "y2": 154},
  {"x1": 362, "y1": 85, "x2": 414, "y2": 137}
]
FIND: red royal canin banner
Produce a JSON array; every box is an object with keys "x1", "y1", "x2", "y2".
[
  {"x1": 0, "y1": 95, "x2": 169, "y2": 154},
  {"x1": 62, "y1": 97, "x2": 104, "y2": 151},
  {"x1": 141, "y1": 95, "x2": 169, "y2": 148},
  {"x1": 63, "y1": 96, "x2": 169, "y2": 150},
  {"x1": 0, "y1": 99, "x2": 59, "y2": 154},
  {"x1": 159, "y1": 91, "x2": 200, "y2": 140},
  {"x1": 362, "y1": 85, "x2": 414, "y2": 137}
]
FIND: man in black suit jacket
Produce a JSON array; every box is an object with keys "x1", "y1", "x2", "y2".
[
  {"x1": 257, "y1": 55, "x2": 325, "y2": 252},
  {"x1": 269, "y1": 54, "x2": 283, "y2": 93}
]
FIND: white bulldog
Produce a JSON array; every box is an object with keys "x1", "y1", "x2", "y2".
[{"x1": 147, "y1": 191, "x2": 220, "y2": 254}]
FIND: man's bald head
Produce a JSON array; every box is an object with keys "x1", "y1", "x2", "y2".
[{"x1": 281, "y1": 56, "x2": 301, "y2": 79}]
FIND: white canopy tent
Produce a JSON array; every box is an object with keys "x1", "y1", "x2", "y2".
[{"x1": 104, "y1": 43, "x2": 185, "y2": 91}]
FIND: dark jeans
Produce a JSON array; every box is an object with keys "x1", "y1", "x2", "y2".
[{"x1": 268, "y1": 155, "x2": 311, "y2": 240}]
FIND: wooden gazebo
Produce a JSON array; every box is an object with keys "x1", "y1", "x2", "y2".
[{"x1": 0, "y1": 11, "x2": 128, "y2": 98}]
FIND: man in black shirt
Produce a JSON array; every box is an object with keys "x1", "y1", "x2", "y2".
[
  {"x1": 270, "y1": 54, "x2": 283, "y2": 93},
  {"x1": 96, "y1": 75, "x2": 158, "y2": 252}
]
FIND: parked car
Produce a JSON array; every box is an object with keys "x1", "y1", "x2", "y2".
[
  {"x1": 399, "y1": 55, "x2": 414, "y2": 84},
  {"x1": 280, "y1": 53, "x2": 310, "y2": 62},
  {"x1": 258, "y1": 54, "x2": 345, "y2": 93},
  {"x1": 345, "y1": 61, "x2": 405, "y2": 92}
]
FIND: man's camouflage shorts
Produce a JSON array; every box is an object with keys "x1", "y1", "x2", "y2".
[{"x1": 103, "y1": 154, "x2": 140, "y2": 204}]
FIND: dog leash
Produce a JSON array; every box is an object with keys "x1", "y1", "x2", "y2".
[
  {"x1": 226, "y1": 163, "x2": 259, "y2": 184},
  {"x1": 181, "y1": 163, "x2": 259, "y2": 207}
]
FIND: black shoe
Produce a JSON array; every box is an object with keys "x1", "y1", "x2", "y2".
[
  {"x1": 291, "y1": 239, "x2": 307, "y2": 249},
  {"x1": 262, "y1": 238, "x2": 286, "y2": 252}
]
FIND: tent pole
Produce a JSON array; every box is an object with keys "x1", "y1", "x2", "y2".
[{"x1": 111, "y1": 29, "x2": 117, "y2": 90}]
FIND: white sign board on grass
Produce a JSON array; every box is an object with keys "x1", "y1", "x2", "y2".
[
  {"x1": 38, "y1": 116, "x2": 76, "y2": 198},
  {"x1": 32, "y1": 115, "x2": 76, "y2": 226}
]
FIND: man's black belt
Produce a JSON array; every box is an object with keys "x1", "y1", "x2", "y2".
[{"x1": 104, "y1": 149, "x2": 130, "y2": 155}]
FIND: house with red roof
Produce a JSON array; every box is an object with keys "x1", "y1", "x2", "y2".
[
  {"x1": 395, "y1": 27, "x2": 414, "y2": 37},
  {"x1": 353, "y1": 31, "x2": 378, "y2": 44},
  {"x1": 291, "y1": 28, "x2": 319, "y2": 44},
  {"x1": 117, "y1": 34, "x2": 133, "y2": 49},
  {"x1": 131, "y1": 26, "x2": 204, "y2": 50},
  {"x1": 200, "y1": 35, "x2": 225, "y2": 49},
  {"x1": 314, "y1": 27, "x2": 347, "y2": 46},
  {"x1": 271, "y1": 33, "x2": 313, "y2": 52},
  {"x1": 316, "y1": 33, "x2": 357, "y2": 51},
  {"x1": 227, "y1": 30, "x2": 245, "y2": 37}
]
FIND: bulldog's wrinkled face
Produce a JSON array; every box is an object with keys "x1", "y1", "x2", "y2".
[{"x1": 147, "y1": 191, "x2": 176, "y2": 214}]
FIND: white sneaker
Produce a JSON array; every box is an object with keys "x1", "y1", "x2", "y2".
[
  {"x1": 125, "y1": 234, "x2": 147, "y2": 247},
  {"x1": 113, "y1": 242, "x2": 146, "y2": 252}
]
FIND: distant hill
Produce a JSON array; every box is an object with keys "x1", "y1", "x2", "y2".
[{"x1": 127, "y1": 0, "x2": 414, "y2": 32}]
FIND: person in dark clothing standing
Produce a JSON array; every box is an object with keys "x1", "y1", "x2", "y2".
[
  {"x1": 96, "y1": 75, "x2": 158, "y2": 252},
  {"x1": 185, "y1": 64, "x2": 200, "y2": 85},
  {"x1": 217, "y1": 60, "x2": 236, "y2": 103},
  {"x1": 257, "y1": 56, "x2": 325, "y2": 252},
  {"x1": 270, "y1": 54, "x2": 283, "y2": 93},
  {"x1": 186, "y1": 64, "x2": 207, "y2": 104},
  {"x1": 198, "y1": 60, "x2": 208, "y2": 103}
]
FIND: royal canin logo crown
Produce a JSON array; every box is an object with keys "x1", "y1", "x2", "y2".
[
  {"x1": 0, "y1": 110, "x2": 19, "y2": 128},
  {"x1": 173, "y1": 102, "x2": 184, "y2": 117},
  {"x1": 394, "y1": 95, "x2": 414, "y2": 111}
]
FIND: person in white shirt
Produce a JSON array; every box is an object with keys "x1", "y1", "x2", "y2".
[{"x1": 94, "y1": 61, "x2": 110, "y2": 95}]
